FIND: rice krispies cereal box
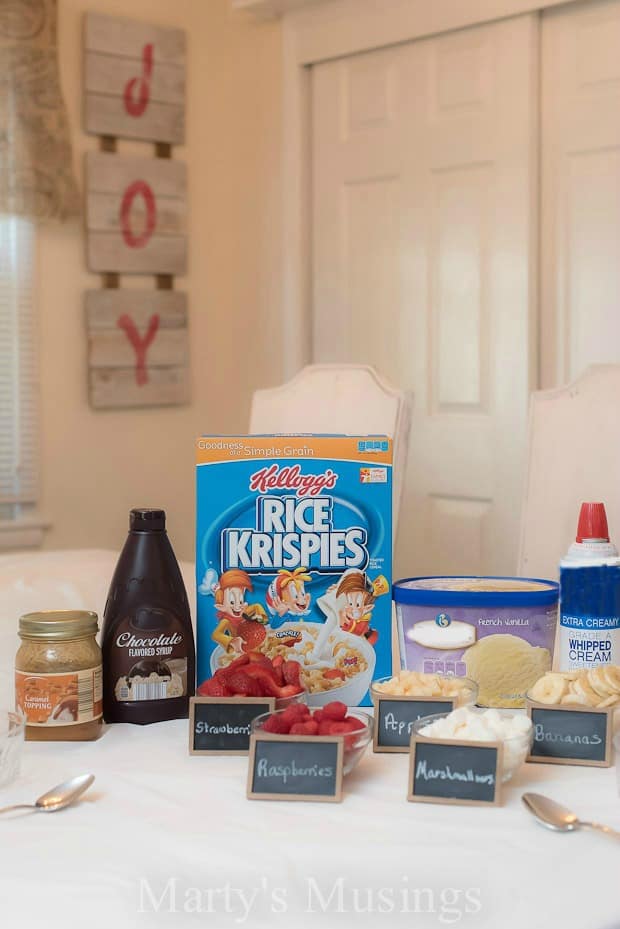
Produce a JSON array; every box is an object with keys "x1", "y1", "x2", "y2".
[{"x1": 195, "y1": 436, "x2": 392, "y2": 707}]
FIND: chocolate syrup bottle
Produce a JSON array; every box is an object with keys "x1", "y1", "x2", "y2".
[{"x1": 102, "y1": 508, "x2": 195, "y2": 724}]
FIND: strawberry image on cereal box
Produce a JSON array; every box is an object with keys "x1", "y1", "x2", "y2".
[{"x1": 195, "y1": 436, "x2": 392, "y2": 707}]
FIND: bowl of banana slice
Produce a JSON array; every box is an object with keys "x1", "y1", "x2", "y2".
[{"x1": 527, "y1": 665, "x2": 620, "y2": 709}]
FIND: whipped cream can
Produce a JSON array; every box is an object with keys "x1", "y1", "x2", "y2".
[{"x1": 559, "y1": 502, "x2": 620, "y2": 671}]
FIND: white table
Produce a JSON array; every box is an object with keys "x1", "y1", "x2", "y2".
[
  {"x1": 1, "y1": 552, "x2": 618, "y2": 928},
  {"x1": 1, "y1": 722, "x2": 618, "y2": 929}
]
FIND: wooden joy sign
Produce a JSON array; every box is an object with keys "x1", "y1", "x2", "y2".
[{"x1": 84, "y1": 13, "x2": 185, "y2": 144}]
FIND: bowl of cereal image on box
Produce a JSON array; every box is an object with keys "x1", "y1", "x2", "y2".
[
  {"x1": 211, "y1": 620, "x2": 376, "y2": 708},
  {"x1": 413, "y1": 707, "x2": 533, "y2": 783},
  {"x1": 393, "y1": 576, "x2": 559, "y2": 708}
]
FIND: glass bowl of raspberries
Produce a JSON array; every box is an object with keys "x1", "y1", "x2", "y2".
[{"x1": 251, "y1": 701, "x2": 373, "y2": 774}]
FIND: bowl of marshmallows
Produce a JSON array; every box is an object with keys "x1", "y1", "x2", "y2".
[{"x1": 413, "y1": 706, "x2": 533, "y2": 783}]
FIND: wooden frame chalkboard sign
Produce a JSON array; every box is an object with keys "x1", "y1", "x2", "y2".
[
  {"x1": 189, "y1": 696, "x2": 275, "y2": 756},
  {"x1": 526, "y1": 701, "x2": 612, "y2": 767},
  {"x1": 372, "y1": 695, "x2": 455, "y2": 753},
  {"x1": 408, "y1": 737, "x2": 503, "y2": 806},
  {"x1": 247, "y1": 733, "x2": 344, "y2": 802}
]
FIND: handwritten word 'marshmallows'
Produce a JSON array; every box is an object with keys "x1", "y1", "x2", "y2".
[
  {"x1": 415, "y1": 760, "x2": 495, "y2": 786},
  {"x1": 222, "y1": 496, "x2": 368, "y2": 573}
]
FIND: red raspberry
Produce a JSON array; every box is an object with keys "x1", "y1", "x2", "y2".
[
  {"x1": 344, "y1": 716, "x2": 366, "y2": 731},
  {"x1": 327, "y1": 719, "x2": 358, "y2": 735},
  {"x1": 290, "y1": 720, "x2": 319, "y2": 736},
  {"x1": 280, "y1": 703, "x2": 310, "y2": 725},
  {"x1": 263, "y1": 713, "x2": 291, "y2": 734},
  {"x1": 317, "y1": 719, "x2": 334, "y2": 736},
  {"x1": 327, "y1": 718, "x2": 362, "y2": 749},
  {"x1": 322, "y1": 701, "x2": 348, "y2": 721}
]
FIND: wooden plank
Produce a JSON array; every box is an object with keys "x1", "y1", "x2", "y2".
[
  {"x1": 85, "y1": 51, "x2": 185, "y2": 106},
  {"x1": 86, "y1": 152, "x2": 186, "y2": 196},
  {"x1": 85, "y1": 289, "x2": 190, "y2": 408},
  {"x1": 89, "y1": 366, "x2": 190, "y2": 409},
  {"x1": 85, "y1": 289, "x2": 187, "y2": 329},
  {"x1": 87, "y1": 192, "x2": 186, "y2": 236},
  {"x1": 87, "y1": 234, "x2": 187, "y2": 274},
  {"x1": 83, "y1": 14, "x2": 185, "y2": 143},
  {"x1": 89, "y1": 329, "x2": 188, "y2": 368},
  {"x1": 84, "y1": 13, "x2": 186, "y2": 65},
  {"x1": 85, "y1": 93, "x2": 184, "y2": 144}
]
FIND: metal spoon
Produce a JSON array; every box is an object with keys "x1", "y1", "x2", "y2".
[
  {"x1": 522, "y1": 792, "x2": 620, "y2": 840},
  {"x1": 0, "y1": 774, "x2": 95, "y2": 816}
]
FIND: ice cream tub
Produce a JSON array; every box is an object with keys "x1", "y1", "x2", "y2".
[{"x1": 393, "y1": 577, "x2": 559, "y2": 708}]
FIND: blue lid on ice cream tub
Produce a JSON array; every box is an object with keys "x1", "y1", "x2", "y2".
[{"x1": 392, "y1": 576, "x2": 559, "y2": 608}]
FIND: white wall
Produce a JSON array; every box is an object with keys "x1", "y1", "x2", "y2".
[{"x1": 37, "y1": 0, "x2": 283, "y2": 561}]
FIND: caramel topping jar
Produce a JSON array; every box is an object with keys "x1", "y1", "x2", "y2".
[{"x1": 15, "y1": 611, "x2": 103, "y2": 741}]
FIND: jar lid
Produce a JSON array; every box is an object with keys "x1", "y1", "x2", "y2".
[{"x1": 18, "y1": 610, "x2": 99, "y2": 640}]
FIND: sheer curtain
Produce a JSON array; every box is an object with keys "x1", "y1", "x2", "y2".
[{"x1": 0, "y1": 0, "x2": 78, "y2": 541}]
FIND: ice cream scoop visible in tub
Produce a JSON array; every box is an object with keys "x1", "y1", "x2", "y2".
[
  {"x1": 414, "y1": 706, "x2": 533, "y2": 782},
  {"x1": 464, "y1": 634, "x2": 551, "y2": 708}
]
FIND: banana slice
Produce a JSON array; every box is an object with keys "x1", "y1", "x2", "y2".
[
  {"x1": 571, "y1": 676, "x2": 600, "y2": 707},
  {"x1": 601, "y1": 666, "x2": 620, "y2": 694},
  {"x1": 529, "y1": 673, "x2": 568, "y2": 704},
  {"x1": 588, "y1": 667, "x2": 613, "y2": 698},
  {"x1": 561, "y1": 692, "x2": 592, "y2": 706},
  {"x1": 597, "y1": 695, "x2": 620, "y2": 708}
]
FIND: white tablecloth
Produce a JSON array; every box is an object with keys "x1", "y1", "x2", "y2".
[{"x1": 1, "y1": 552, "x2": 619, "y2": 929}]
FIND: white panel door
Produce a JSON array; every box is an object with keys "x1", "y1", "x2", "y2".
[
  {"x1": 312, "y1": 15, "x2": 538, "y2": 578},
  {"x1": 541, "y1": 0, "x2": 620, "y2": 388}
]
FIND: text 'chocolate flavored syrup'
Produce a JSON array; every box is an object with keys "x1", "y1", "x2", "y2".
[{"x1": 102, "y1": 508, "x2": 195, "y2": 724}]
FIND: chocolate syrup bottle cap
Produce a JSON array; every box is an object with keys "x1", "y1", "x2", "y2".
[
  {"x1": 130, "y1": 508, "x2": 166, "y2": 532},
  {"x1": 576, "y1": 502, "x2": 609, "y2": 543}
]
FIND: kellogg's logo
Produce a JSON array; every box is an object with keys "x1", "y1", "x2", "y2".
[{"x1": 249, "y1": 464, "x2": 338, "y2": 498}]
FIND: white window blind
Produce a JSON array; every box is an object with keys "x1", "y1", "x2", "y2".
[{"x1": 0, "y1": 216, "x2": 38, "y2": 522}]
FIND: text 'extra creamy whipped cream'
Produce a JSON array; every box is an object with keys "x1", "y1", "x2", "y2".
[
  {"x1": 559, "y1": 502, "x2": 620, "y2": 672},
  {"x1": 393, "y1": 576, "x2": 559, "y2": 708}
]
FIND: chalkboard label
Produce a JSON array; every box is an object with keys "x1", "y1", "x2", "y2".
[
  {"x1": 408, "y1": 738, "x2": 502, "y2": 806},
  {"x1": 189, "y1": 697, "x2": 275, "y2": 755},
  {"x1": 247, "y1": 734, "x2": 344, "y2": 802},
  {"x1": 526, "y1": 702, "x2": 611, "y2": 767},
  {"x1": 373, "y1": 696, "x2": 454, "y2": 752}
]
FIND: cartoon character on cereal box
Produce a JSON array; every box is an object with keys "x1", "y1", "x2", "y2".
[
  {"x1": 208, "y1": 569, "x2": 268, "y2": 652},
  {"x1": 265, "y1": 568, "x2": 312, "y2": 624},
  {"x1": 333, "y1": 570, "x2": 389, "y2": 646}
]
